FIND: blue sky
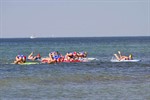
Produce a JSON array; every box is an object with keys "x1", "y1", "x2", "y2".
[{"x1": 1, "y1": 0, "x2": 150, "y2": 38}]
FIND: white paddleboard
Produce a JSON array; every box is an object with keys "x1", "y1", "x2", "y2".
[
  {"x1": 79, "y1": 57, "x2": 98, "y2": 62},
  {"x1": 111, "y1": 59, "x2": 141, "y2": 62}
]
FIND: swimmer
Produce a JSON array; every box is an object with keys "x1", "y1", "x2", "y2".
[
  {"x1": 14, "y1": 55, "x2": 26, "y2": 64},
  {"x1": 28, "y1": 52, "x2": 41, "y2": 61},
  {"x1": 114, "y1": 51, "x2": 133, "y2": 61}
]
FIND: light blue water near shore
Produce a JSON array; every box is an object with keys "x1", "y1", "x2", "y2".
[{"x1": 0, "y1": 37, "x2": 150, "y2": 100}]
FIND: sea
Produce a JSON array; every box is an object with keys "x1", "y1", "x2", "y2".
[{"x1": 0, "y1": 37, "x2": 150, "y2": 100}]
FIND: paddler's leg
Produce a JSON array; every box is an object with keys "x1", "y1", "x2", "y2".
[
  {"x1": 118, "y1": 51, "x2": 122, "y2": 58},
  {"x1": 114, "y1": 54, "x2": 120, "y2": 61},
  {"x1": 28, "y1": 52, "x2": 34, "y2": 59}
]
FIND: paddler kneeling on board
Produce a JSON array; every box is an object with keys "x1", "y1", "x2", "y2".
[
  {"x1": 14, "y1": 55, "x2": 26, "y2": 64},
  {"x1": 114, "y1": 51, "x2": 133, "y2": 61}
]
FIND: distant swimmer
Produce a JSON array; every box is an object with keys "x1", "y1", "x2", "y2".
[
  {"x1": 14, "y1": 55, "x2": 26, "y2": 64},
  {"x1": 28, "y1": 52, "x2": 41, "y2": 61},
  {"x1": 114, "y1": 51, "x2": 133, "y2": 61}
]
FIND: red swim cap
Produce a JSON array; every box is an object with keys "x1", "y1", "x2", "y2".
[
  {"x1": 73, "y1": 52, "x2": 77, "y2": 54},
  {"x1": 37, "y1": 54, "x2": 41, "y2": 57},
  {"x1": 24, "y1": 56, "x2": 26, "y2": 59}
]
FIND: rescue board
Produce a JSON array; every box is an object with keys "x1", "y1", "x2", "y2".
[
  {"x1": 111, "y1": 59, "x2": 141, "y2": 62},
  {"x1": 12, "y1": 62, "x2": 39, "y2": 65}
]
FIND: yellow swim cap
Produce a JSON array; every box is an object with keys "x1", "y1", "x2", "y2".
[{"x1": 129, "y1": 54, "x2": 132, "y2": 58}]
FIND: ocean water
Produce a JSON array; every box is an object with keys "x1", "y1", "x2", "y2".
[{"x1": 0, "y1": 37, "x2": 150, "y2": 100}]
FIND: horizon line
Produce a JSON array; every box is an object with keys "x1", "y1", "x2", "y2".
[{"x1": 0, "y1": 35, "x2": 150, "y2": 39}]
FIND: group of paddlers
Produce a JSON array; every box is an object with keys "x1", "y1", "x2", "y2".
[
  {"x1": 14, "y1": 51, "x2": 88, "y2": 64},
  {"x1": 13, "y1": 51, "x2": 134, "y2": 64}
]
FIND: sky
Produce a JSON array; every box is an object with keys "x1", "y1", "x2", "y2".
[{"x1": 0, "y1": 0, "x2": 150, "y2": 38}]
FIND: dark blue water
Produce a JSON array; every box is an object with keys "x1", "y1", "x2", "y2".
[{"x1": 0, "y1": 37, "x2": 150, "y2": 100}]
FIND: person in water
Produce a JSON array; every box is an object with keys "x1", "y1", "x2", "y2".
[
  {"x1": 65, "y1": 52, "x2": 79, "y2": 61},
  {"x1": 41, "y1": 51, "x2": 64, "y2": 63},
  {"x1": 28, "y1": 52, "x2": 41, "y2": 61},
  {"x1": 114, "y1": 51, "x2": 133, "y2": 61},
  {"x1": 64, "y1": 51, "x2": 87, "y2": 61},
  {"x1": 14, "y1": 55, "x2": 26, "y2": 64},
  {"x1": 65, "y1": 52, "x2": 74, "y2": 61},
  {"x1": 77, "y1": 52, "x2": 88, "y2": 58},
  {"x1": 52, "y1": 51, "x2": 64, "y2": 62},
  {"x1": 41, "y1": 53, "x2": 56, "y2": 64}
]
